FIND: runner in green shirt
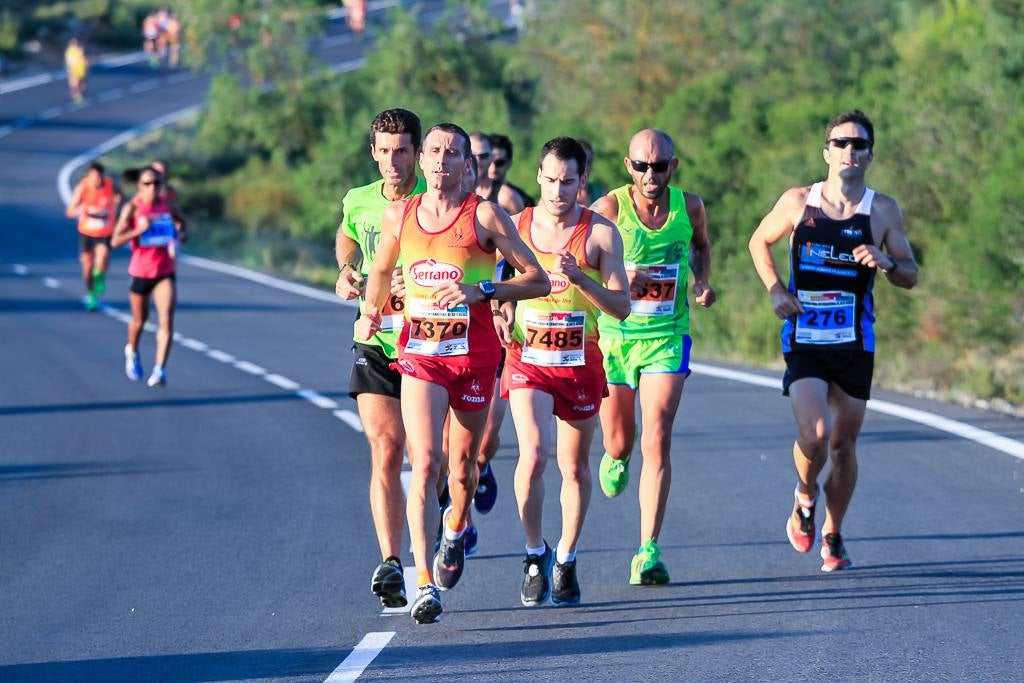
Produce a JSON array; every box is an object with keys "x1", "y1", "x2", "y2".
[
  {"x1": 334, "y1": 108, "x2": 425, "y2": 610},
  {"x1": 591, "y1": 128, "x2": 716, "y2": 586}
]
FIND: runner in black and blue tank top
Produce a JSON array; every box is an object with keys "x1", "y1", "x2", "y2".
[{"x1": 749, "y1": 110, "x2": 919, "y2": 574}]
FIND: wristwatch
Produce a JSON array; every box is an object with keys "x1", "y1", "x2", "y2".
[
  {"x1": 880, "y1": 259, "x2": 899, "y2": 274},
  {"x1": 478, "y1": 279, "x2": 496, "y2": 301}
]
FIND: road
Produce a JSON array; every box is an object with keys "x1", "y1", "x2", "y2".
[{"x1": 1, "y1": 3, "x2": 1023, "y2": 681}]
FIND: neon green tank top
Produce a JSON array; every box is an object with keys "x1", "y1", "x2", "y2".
[
  {"x1": 597, "y1": 184, "x2": 693, "y2": 339},
  {"x1": 341, "y1": 177, "x2": 426, "y2": 358},
  {"x1": 511, "y1": 208, "x2": 603, "y2": 374}
]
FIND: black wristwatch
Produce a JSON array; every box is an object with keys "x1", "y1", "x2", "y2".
[
  {"x1": 880, "y1": 259, "x2": 899, "y2": 274},
  {"x1": 478, "y1": 279, "x2": 496, "y2": 301}
]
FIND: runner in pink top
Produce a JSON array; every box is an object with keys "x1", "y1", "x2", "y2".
[{"x1": 112, "y1": 166, "x2": 188, "y2": 387}]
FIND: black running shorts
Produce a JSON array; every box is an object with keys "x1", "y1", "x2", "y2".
[
  {"x1": 349, "y1": 342, "x2": 402, "y2": 399},
  {"x1": 79, "y1": 233, "x2": 112, "y2": 253},
  {"x1": 129, "y1": 273, "x2": 175, "y2": 296},
  {"x1": 782, "y1": 350, "x2": 874, "y2": 401}
]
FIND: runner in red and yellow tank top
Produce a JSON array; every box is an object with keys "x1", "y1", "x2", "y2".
[
  {"x1": 66, "y1": 160, "x2": 122, "y2": 310},
  {"x1": 356, "y1": 123, "x2": 549, "y2": 624},
  {"x1": 503, "y1": 137, "x2": 630, "y2": 607}
]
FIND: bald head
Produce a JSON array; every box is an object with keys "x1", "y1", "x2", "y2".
[
  {"x1": 624, "y1": 129, "x2": 677, "y2": 200},
  {"x1": 628, "y1": 129, "x2": 674, "y2": 160}
]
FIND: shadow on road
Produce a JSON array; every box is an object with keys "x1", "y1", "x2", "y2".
[
  {"x1": 0, "y1": 391, "x2": 348, "y2": 416},
  {"x1": 0, "y1": 460, "x2": 186, "y2": 482}
]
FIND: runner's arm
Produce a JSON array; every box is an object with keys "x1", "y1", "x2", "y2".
[
  {"x1": 498, "y1": 184, "x2": 525, "y2": 215},
  {"x1": 479, "y1": 201, "x2": 549, "y2": 303},
  {"x1": 686, "y1": 192, "x2": 716, "y2": 308},
  {"x1": 356, "y1": 201, "x2": 403, "y2": 338},
  {"x1": 589, "y1": 193, "x2": 619, "y2": 222},
  {"x1": 111, "y1": 202, "x2": 144, "y2": 248},
  {"x1": 170, "y1": 205, "x2": 188, "y2": 243},
  {"x1": 749, "y1": 187, "x2": 806, "y2": 319},
  {"x1": 568, "y1": 218, "x2": 630, "y2": 320},
  {"x1": 65, "y1": 183, "x2": 83, "y2": 219},
  {"x1": 335, "y1": 205, "x2": 364, "y2": 300},
  {"x1": 852, "y1": 194, "x2": 918, "y2": 289}
]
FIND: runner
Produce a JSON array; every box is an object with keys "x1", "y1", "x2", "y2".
[
  {"x1": 66, "y1": 161, "x2": 121, "y2": 311},
  {"x1": 344, "y1": 0, "x2": 368, "y2": 36},
  {"x1": 356, "y1": 122, "x2": 549, "y2": 624},
  {"x1": 748, "y1": 110, "x2": 918, "y2": 571},
  {"x1": 150, "y1": 160, "x2": 181, "y2": 259},
  {"x1": 591, "y1": 128, "x2": 716, "y2": 585},
  {"x1": 505, "y1": 137, "x2": 629, "y2": 606},
  {"x1": 64, "y1": 37, "x2": 88, "y2": 103},
  {"x1": 487, "y1": 133, "x2": 532, "y2": 214},
  {"x1": 164, "y1": 12, "x2": 183, "y2": 69},
  {"x1": 112, "y1": 166, "x2": 187, "y2": 387},
  {"x1": 142, "y1": 13, "x2": 160, "y2": 68},
  {"x1": 335, "y1": 108, "x2": 427, "y2": 608}
]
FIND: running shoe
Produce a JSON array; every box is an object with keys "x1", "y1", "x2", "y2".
[
  {"x1": 147, "y1": 365, "x2": 166, "y2": 387},
  {"x1": 92, "y1": 269, "x2": 105, "y2": 296},
  {"x1": 433, "y1": 508, "x2": 466, "y2": 591},
  {"x1": 474, "y1": 463, "x2": 498, "y2": 514},
  {"x1": 786, "y1": 488, "x2": 817, "y2": 553},
  {"x1": 410, "y1": 584, "x2": 442, "y2": 624},
  {"x1": 821, "y1": 533, "x2": 854, "y2": 572},
  {"x1": 124, "y1": 345, "x2": 143, "y2": 381},
  {"x1": 629, "y1": 539, "x2": 670, "y2": 585},
  {"x1": 521, "y1": 542, "x2": 553, "y2": 606},
  {"x1": 370, "y1": 556, "x2": 407, "y2": 608},
  {"x1": 599, "y1": 452, "x2": 631, "y2": 498},
  {"x1": 85, "y1": 291, "x2": 99, "y2": 311},
  {"x1": 464, "y1": 524, "x2": 479, "y2": 557},
  {"x1": 551, "y1": 558, "x2": 581, "y2": 606}
]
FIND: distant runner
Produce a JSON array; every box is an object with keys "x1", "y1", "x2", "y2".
[
  {"x1": 66, "y1": 161, "x2": 121, "y2": 311},
  {"x1": 64, "y1": 37, "x2": 88, "y2": 103}
]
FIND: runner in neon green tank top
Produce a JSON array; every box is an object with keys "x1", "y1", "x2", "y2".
[
  {"x1": 591, "y1": 128, "x2": 716, "y2": 586},
  {"x1": 333, "y1": 109, "x2": 426, "y2": 612}
]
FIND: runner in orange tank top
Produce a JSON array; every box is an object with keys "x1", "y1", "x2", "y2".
[
  {"x1": 357, "y1": 122, "x2": 549, "y2": 624},
  {"x1": 66, "y1": 161, "x2": 122, "y2": 310},
  {"x1": 504, "y1": 137, "x2": 629, "y2": 607}
]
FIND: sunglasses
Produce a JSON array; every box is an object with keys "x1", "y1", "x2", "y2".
[
  {"x1": 629, "y1": 158, "x2": 672, "y2": 173},
  {"x1": 492, "y1": 157, "x2": 510, "y2": 169},
  {"x1": 473, "y1": 151, "x2": 491, "y2": 160},
  {"x1": 140, "y1": 180, "x2": 162, "y2": 186},
  {"x1": 827, "y1": 137, "x2": 872, "y2": 151}
]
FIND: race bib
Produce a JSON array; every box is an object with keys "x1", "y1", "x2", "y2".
[
  {"x1": 521, "y1": 309, "x2": 585, "y2": 367},
  {"x1": 139, "y1": 213, "x2": 175, "y2": 247},
  {"x1": 83, "y1": 207, "x2": 109, "y2": 231},
  {"x1": 629, "y1": 263, "x2": 678, "y2": 316},
  {"x1": 404, "y1": 298, "x2": 470, "y2": 357},
  {"x1": 795, "y1": 290, "x2": 857, "y2": 344},
  {"x1": 379, "y1": 293, "x2": 405, "y2": 333}
]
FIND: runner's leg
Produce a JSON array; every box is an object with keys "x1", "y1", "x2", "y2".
[
  {"x1": 79, "y1": 248, "x2": 95, "y2": 293},
  {"x1": 151, "y1": 277, "x2": 175, "y2": 366},
  {"x1": 600, "y1": 384, "x2": 637, "y2": 460},
  {"x1": 789, "y1": 377, "x2": 831, "y2": 502},
  {"x1": 636, "y1": 373, "x2": 685, "y2": 542},
  {"x1": 822, "y1": 385, "x2": 866, "y2": 535},
  {"x1": 510, "y1": 388, "x2": 555, "y2": 548},
  {"x1": 554, "y1": 414, "x2": 596, "y2": 555},
  {"x1": 128, "y1": 290, "x2": 149, "y2": 352},
  {"x1": 357, "y1": 393, "x2": 406, "y2": 559}
]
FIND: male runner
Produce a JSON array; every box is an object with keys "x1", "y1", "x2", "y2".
[
  {"x1": 748, "y1": 109, "x2": 917, "y2": 571},
  {"x1": 506, "y1": 137, "x2": 629, "y2": 606},
  {"x1": 488, "y1": 133, "x2": 533, "y2": 213},
  {"x1": 335, "y1": 108, "x2": 426, "y2": 608},
  {"x1": 356, "y1": 123, "x2": 549, "y2": 623},
  {"x1": 66, "y1": 161, "x2": 121, "y2": 310},
  {"x1": 592, "y1": 128, "x2": 716, "y2": 585},
  {"x1": 64, "y1": 37, "x2": 88, "y2": 103}
]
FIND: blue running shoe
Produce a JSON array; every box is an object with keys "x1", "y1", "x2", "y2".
[
  {"x1": 124, "y1": 345, "x2": 143, "y2": 381},
  {"x1": 464, "y1": 524, "x2": 479, "y2": 557},
  {"x1": 474, "y1": 463, "x2": 498, "y2": 514}
]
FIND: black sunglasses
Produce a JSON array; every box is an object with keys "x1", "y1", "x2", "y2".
[
  {"x1": 492, "y1": 157, "x2": 510, "y2": 169},
  {"x1": 827, "y1": 137, "x2": 872, "y2": 151},
  {"x1": 473, "y1": 151, "x2": 491, "y2": 160},
  {"x1": 140, "y1": 180, "x2": 162, "y2": 186},
  {"x1": 629, "y1": 158, "x2": 672, "y2": 173}
]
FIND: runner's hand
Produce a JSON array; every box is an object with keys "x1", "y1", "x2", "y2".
[
  {"x1": 693, "y1": 281, "x2": 716, "y2": 308},
  {"x1": 852, "y1": 244, "x2": 895, "y2": 271},
  {"x1": 335, "y1": 266, "x2": 363, "y2": 300},
  {"x1": 492, "y1": 310, "x2": 513, "y2": 348},
  {"x1": 627, "y1": 268, "x2": 650, "y2": 297},
  {"x1": 432, "y1": 282, "x2": 483, "y2": 309},
  {"x1": 770, "y1": 283, "x2": 804, "y2": 319},
  {"x1": 354, "y1": 313, "x2": 382, "y2": 340},
  {"x1": 176, "y1": 227, "x2": 188, "y2": 244},
  {"x1": 554, "y1": 251, "x2": 584, "y2": 284},
  {"x1": 390, "y1": 268, "x2": 405, "y2": 299}
]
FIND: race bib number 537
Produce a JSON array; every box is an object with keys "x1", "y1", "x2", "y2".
[{"x1": 629, "y1": 263, "x2": 678, "y2": 316}]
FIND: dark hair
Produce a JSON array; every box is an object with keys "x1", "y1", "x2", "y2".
[
  {"x1": 826, "y1": 109, "x2": 875, "y2": 146},
  {"x1": 466, "y1": 154, "x2": 478, "y2": 177},
  {"x1": 424, "y1": 122, "x2": 472, "y2": 158},
  {"x1": 576, "y1": 138, "x2": 594, "y2": 171},
  {"x1": 122, "y1": 167, "x2": 141, "y2": 185},
  {"x1": 370, "y1": 108, "x2": 422, "y2": 149},
  {"x1": 489, "y1": 133, "x2": 513, "y2": 160},
  {"x1": 538, "y1": 136, "x2": 587, "y2": 176},
  {"x1": 88, "y1": 161, "x2": 105, "y2": 175}
]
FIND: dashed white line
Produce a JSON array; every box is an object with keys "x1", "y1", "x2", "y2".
[
  {"x1": 265, "y1": 373, "x2": 301, "y2": 391},
  {"x1": 0, "y1": 126, "x2": 12, "y2": 139},
  {"x1": 179, "y1": 338, "x2": 209, "y2": 352},
  {"x1": 39, "y1": 107, "x2": 62, "y2": 121},
  {"x1": 234, "y1": 360, "x2": 267, "y2": 376},
  {"x1": 167, "y1": 72, "x2": 195, "y2": 84},
  {"x1": 129, "y1": 79, "x2": 160, "y2": 94},
  {"x1": 321, "y1": 33, "x2": 355, "y2": 48},
  {"x1": 43, "y1": 277, "x2": 60, "y2": 289},
  {"x1": 334, "y1": 409, "x2": 364, "y2": 433},
  {"x1": 324, "y1": 631, "x2": 396, "y2": 683},
  {"x1": 297, "y1": 389, "x2": 339, "y2": 410},
  {"x1": 179, "y1": 255, "x2": 354, "y2": 307},
  {"x1": 0, "y1": 71, "x2": 56, "y2": 95},
  {"x1": 12, "y1": 264, "x2": 28, "y2": 275},
  {"x1": 98, "y1": 51, "x2": 148, "y2": 68},
  {"x1": 97, "y1": 88, "x2": 125, "y2": 103},
  {"x1": 207, "y1": 349, "x2": 236, "y2": 363}
]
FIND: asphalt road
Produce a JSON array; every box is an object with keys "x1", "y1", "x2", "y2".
[{"x1": 1, "y1": 4, "x2": 1023, "y2": 681}]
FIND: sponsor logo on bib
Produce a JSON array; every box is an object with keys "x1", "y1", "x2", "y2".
[{"x1": 409, "y1": 259, "x2": 464, "y2": 286}]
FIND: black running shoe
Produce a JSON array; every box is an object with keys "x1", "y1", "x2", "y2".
[
  {"x1": 551, "y1": 558, "x2": 581, "y2": 606},
  {"x1": 433, "y1": 508, "x2": 466, "y2": 591},
  {"x1": 411, "y1": 584, "x2": 443, "y2": 624},
  {"x1": 370, "y1": 556, "x2": 406, "y2": 608},
  {"x1": 474, "y1": 463, "x2": 498, "y2": 514},
  {"x1": 520, "y1": 542, "x2": 553, "y2": 606}
]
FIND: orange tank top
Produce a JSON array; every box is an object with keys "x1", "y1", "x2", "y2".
[
  {"x1": 397, "y1": 192, "x2": 501, "y2": 367},
  {"x1": 77, "y1": 177, "x2": 116, "y2": 237}
]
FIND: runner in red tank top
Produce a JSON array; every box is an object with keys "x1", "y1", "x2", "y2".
[
  {"x1": 66, "y1": 161, "x2": 121, "y2": 310},
  {"x1": 356, "y1": 123, "x2": 549, "y2": 624},
  {"x1": 504, "y1": 137, "x2": 629, "y2": 607},
  {"x1": 112, "y1": 166, "x2": 188, "y2": 387}
]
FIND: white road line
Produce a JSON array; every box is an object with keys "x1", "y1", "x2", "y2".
[
  {"x1": 296, "y1": 389, "x2": 339, "y2": 410},
  {"x1": 98, "y1": 51, "x2": 148, "y2": 68},
  {"x1": 320, "y1": 34, "x2": 355, "y2": 48},
  {"x1": 97, "y1": 88, "x2": 125, "y2": 103},
  {"x1": 334, "y1": 409, "x2": 364, "y2": 432},
  {"x1": 12, "y1": 264, "x2": 28, "y2": 275},
  {"x1": 265, "y1": 374, "x2": 301, "y2": 391},
  {"x1": 179, "y1": 338, "x2": 209, "y2": 352},
  {"x1": 0, "y1": 71, "x2": 57, "y2": 95},
  {"x1": 207, "y1": 349, "x2": 236, "y2": 363},
  {"x1": 129, "y1": 79, "x2": 160, "y2": 94},
  {"x1": 691, "y1": 362, "x2": 1024, "y2": 462},
  {"x1": 381, "y1": 567, "x2": 416, "y2": 615},
  {"x1": 324, "y1": 631, "x2": 395, "y2": 683},
  {"x1": 329, "y1": 57, "x2": 368, "y2": 75},
  {"x1": 0, "y1": 126, "x2": 12, "y2": 139},
  {"x1": 43, "y1": 277, "x2": 60, "y2": 289},
  {"x1": 39, "y1": 107, "x2": 62, "y2": 121},
  {"x1": 167, "y1": 72, "x2": 195, "y2": 84},
  {"x1": 179, "y1": 254, "x2": 353, "y2": 307},
  {"x1": 234, "y1": 360, "x2": 267, "y2": 376}
]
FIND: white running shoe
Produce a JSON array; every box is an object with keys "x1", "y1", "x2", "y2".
[
  {"x1": 125, "y1": 345, "x2": 143, "y2": 381},
  {"x1": 146, "y1": 365, "x2": 166, "y2": 387}
]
